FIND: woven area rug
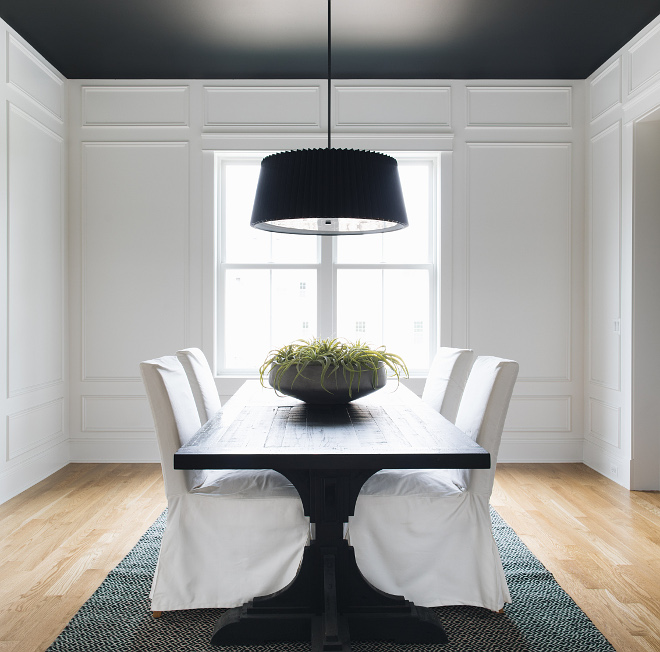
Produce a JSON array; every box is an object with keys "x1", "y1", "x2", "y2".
[{"x1": 47, "y1": 509, "x2": 614, "y2": 651}]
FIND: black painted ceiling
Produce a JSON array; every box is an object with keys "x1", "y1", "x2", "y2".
[{"x1": 1, "y1": 0, "x2": 660, "y2": 80}]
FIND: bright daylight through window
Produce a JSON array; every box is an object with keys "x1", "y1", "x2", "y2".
[{"x1": 216, "y1": 152, "x2": 439, "y2": 375}]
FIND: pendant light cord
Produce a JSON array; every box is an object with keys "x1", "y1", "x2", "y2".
[{"x1": 328, "y1": 0, "x2": 331, "y2": 150}]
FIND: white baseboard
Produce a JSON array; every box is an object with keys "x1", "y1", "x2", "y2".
[
  {"x1": 498, "y1": 437, "x2": 583, "y2": 463},
  {"x1": 69, "y1": 437, "x2": 160, "y2": 463},
  {"x1": 0, "y1": 440, "x2": 69, "y2": 505},
  {"x1": 583, "y1": 439, "x2": 630, "y2": 488}
]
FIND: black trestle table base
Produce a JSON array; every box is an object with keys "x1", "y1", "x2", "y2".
[{"x1": 211, "y1": 468, "x2": 449, "y2": 651}]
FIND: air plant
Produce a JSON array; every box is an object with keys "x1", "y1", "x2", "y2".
[{"x1": 259, "y1": 337, "x2": 408, "y2": 397}]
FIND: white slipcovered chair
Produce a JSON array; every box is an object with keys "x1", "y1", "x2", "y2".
[
  {"x1": 348, "y1": 356, "x2": 519, "y2": 611},
  {"x1": 176, "y1": 347, "x2": 221, "y2": 424},
  {"x1": 140, "y1": 355, "x2": 309, "y2": 612},
  {"x1": 421, "y1": 347, "x2": 475, "y2": 423}
]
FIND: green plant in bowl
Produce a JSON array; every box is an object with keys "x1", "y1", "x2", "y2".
[{"x1": 259, "y1": 337, "x2": 408, "y2": 404}]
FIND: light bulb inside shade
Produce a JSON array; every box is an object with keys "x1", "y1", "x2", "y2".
[
  {"x1": 250, "y1": 148, "x2": 408, "y2": 235},
  {"x1": 252, "y1": 216, "x2": 407, "y2": 235}
]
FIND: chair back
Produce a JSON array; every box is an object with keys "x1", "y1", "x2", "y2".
[
  {"x1": 177, "y1": 347, "x2": 221, "y2": 424},
  {"x1": 422, "y1": 348, "x2": 474, "y2": 423},
  {"x1": 140, "y1": 355, "x2": 204, "y2": 497},
  {"x1": 454, "y1": 356, "x2": 519, "y2": 495}
]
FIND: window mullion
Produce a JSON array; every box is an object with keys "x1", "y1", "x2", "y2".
[{"x1": 318, "y1": 236, "x2": 334, "y2": 339}]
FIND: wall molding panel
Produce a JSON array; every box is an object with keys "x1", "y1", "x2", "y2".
[
  {"x1": 69, "y1": 438, "x2": 159, "y2": 463},
  {"x1": 498, "y1": 437, "x2": 583, "y2": 463},
  {"x1": 204, "y1": 85, "x2": 321, "y2": 128},
  {"x1": 588, "y1": 397, "x2": 621, "y2": 448},
  {"x1": 334, "y1": 85, "x2": 451, "y2": 130},
  {"x1": 7, "y1": 34, "x2": 64, "y2": 122},
  {"x1": 506, "y1": 395, "x2": 572, "y2": 433},
  {"x1": 7, "y1": 399, "x2": 64, "y2": 460},
  {"x1": 628, "y1": 22, "x2": 660, "y2": 96},
  {"x1": 81, "y1": 396, "x2": 153, "y2": 432},
  {"x1": 0, "y1": 440, "x2": 69, "y2": 505},
  {"x1": 7, "y1": 103, "x2": 64, "y2": 397},
  {"x1": 590, "y1": 60, "x2": 622, "y2": 121},
  {"x1": 465, "y1": 142, "x2": 573, "y2": 383},
  {"x1": 466, "y1": 86, "x2": 572, "y2": 127},
  {"x1": 81, "y1": 141, "x2": 190, "y2": 382},
  {"x1": 82, "y1": 85, "x2": 189, "y2": 126},
  {"x1": 588, "y1": 123, "x2": 622, "y2": 391}
]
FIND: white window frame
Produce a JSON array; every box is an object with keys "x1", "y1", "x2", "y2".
[{"x1": 201, "y1": 135, "x2": 452, "y2": 398}]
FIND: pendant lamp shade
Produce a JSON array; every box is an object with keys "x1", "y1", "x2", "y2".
[{"x1": 250, "y1": 148, "x2": 408, "y2": 235}]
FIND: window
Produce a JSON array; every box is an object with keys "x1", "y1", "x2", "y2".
[{"x1": 216, "y1": 152, "x2": 438, "y2": 375}]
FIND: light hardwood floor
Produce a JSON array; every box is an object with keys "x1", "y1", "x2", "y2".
[{"x1": 1, "y1": 462, "x2": 659, "y2": 651}]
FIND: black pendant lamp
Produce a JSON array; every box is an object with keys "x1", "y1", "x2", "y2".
[{"x1": 250, "y1": 0, "x2": 408, "y2": 235}]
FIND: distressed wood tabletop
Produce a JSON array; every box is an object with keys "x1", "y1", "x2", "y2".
[{"x1": 175, "y1": 380, "x2": 489, "y2": 471}]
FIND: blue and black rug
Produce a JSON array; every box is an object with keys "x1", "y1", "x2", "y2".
[{"x1": 47, "y1": 509, "x2": 615, "y2": 651}]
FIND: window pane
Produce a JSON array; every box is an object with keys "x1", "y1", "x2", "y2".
[
  {"x1": 223, "y1": 162, "x2": 317, "y2": 264},
  {"x1": 224, "y1": 269, "x2": 271, "y2": 370},
  {"x1": 224, "y1": 269, "x2": 317, "y2": 370},
  {"x1": 383, "y1": 163, "x2": 432, "y2": 263},
  {"x1": 271, "y1": 269, "x2": 317, "y2": 349},
  {"x1": 223, "y1": 164, "x2": 269, "y2": 263},
  {"x1": 337, "y1": 269, "x2": 430, "y2": 370},
  {"x1": 336, "y1": 270, "x2": 383, "y2": 345},
  {"x1": 336, "y1": 160, "x2": 432, "y2": 264},
  {"x1": 335, "y1": 231, "x2": 384, "y2": 264},
  {"x1": 383, "y1": 269, "x2": 430, "y2": 371}
]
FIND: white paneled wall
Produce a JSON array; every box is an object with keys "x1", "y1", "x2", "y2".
[
  {"x1": 66, "y1": 78, "x2": 586, "y2": 464},
  {"x1": 5, "y1": 9, "x2": 660, "y2": 501},
  {"x1": 0, "y1": 21, "x2": 68, "y2": 504},
  {"x1": 586, "y1": 14, "x2": 660, "y2": 489},
  {"x1": 454, "y1": 82, "x2": 585, "y2": 463}
]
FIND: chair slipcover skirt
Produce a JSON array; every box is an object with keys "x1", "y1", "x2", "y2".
[
  {"x1": 152, "y1": 488, "x2": 308, "y2": 611},
  {"x1": 350, "y1": 476, "x2": 509, "y2": 611}
]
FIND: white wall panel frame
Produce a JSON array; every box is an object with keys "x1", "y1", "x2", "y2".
[
  {"x1": 466, "y1": 86, "x2": 572, "y2": 127},
  {"x1": 588, "y1": 122, "x2": 622, "y2": 391},
  {"x1": 82, "y1": 85, "x2": 189, "y2": 126},
  {"x1": 588, "y1": 396, "x2": 621, "y2": 448},
  {"x1": 81, "y1": 395, "x2": 153, "y2": 432},
  {"x1": 0, "y1": 440, "x2": 69, "y2": 504},
  {"x1": 334, "y1": 85, "x2": 451, "y2": 130},
  {"x1": 628, "y1": 22, "x2": 660, "y2": 97},
  {"x1": 498, "y1": 438, "x2": 582, "y2": 463},
  {"x1": 69, "y1": 437, "x2": 158, "y2": 463},
  {"x1": 80, "y1": 141, "x2": 190, "y2": 382},
  {"x1": 6, "y1": 398, "x2": 63, "y2": 460},
  {"x1": 505, "y1": 395, "x2": 572, "y2": 432},
  {"x1": 7, "y1": 103, "x2": 65, "y2": 397},
  {"x1": 465, "y1": 142, "x2": 573, "y2": 383},
  {"x1": 590, "y1": 60, "x2": 622, "y2": 122},
  {"x1": 204, "y1": 85, "x2": 322, "y2": 129},
  {"x1": 6, "y1": 34, "x2": 64, "y2": 122}
]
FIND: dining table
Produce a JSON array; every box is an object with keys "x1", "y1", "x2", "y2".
[{"x1": 174, "y1": 379, "x2": 490, "y2": 651}]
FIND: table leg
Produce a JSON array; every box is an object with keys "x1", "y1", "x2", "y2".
[{"x1": 211, "y1": 468, "x2": 448, "y2": 649}]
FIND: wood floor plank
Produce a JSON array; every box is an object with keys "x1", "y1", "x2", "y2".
[
  {"x1": 1, "y1": 462, "x2": 659, "y2": 651},
  {"x1": 0, "y1": 464, "x2": 166, "y2": 652},
  {"x1": 492, "y1": 463, "x2": 660, "y2": 652}
]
